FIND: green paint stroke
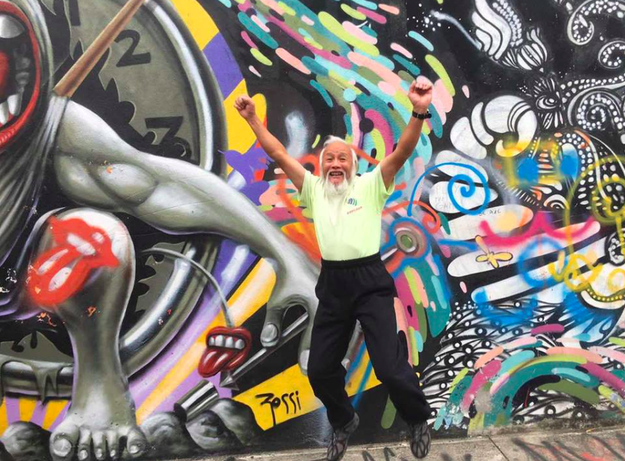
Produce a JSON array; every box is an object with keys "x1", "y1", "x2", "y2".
[
  {"x1": 425, "y1": 54, "x2": 455, "y2": 96},
  {"x1": 539, "y1": 381, "x2": 600, "y2": 405},
  {"x1": 598, "y1": 385, "x2": 625, "y2": 412},
  {"x1": 415, "y1": 329, "x2": 424, "y2": 352},
  {"x1": 370, "y1": 129, "x2": 386, "y2": 159},
  {"x1": 404, "y1": 269, "x2": 429, "y2": 341},
  {"x1": 318, "y1": 12, "x2": 379, "y2": 56},
  {"x1": 340, "y1": 3, "x2": 366, "y2": 20},
  {"x1": 381, "y1": 396, "x2": 397, "y2": 429},
  {"x1": 278, "y1": 1, "x2": 295, "y2": 15},
  {"x1": 449, "y1": 368, "x2": 470, "y2": 393},
  {"x1": 609, "y1": 337, "x2": 625, "y2": 347},
  {"x1": 303, "y1": 36, "x2": 323, "y2": 49},
  {"x1": 408, "y1": 326, "x2": 419, "y2": 366},
  {"x1": 416, "y1": 303, "x2": 428, "y2": 342},
  {"x1": 404, "y1": 268, "x2": 422, "y2": 307},
  {"x1": 525, "y1": 354, "x2": 587, "y2": 367},
  {"x1": 250, "y1": 48, "x2": 273, "y2": 66}
]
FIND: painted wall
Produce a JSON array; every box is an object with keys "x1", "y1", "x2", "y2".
[{"x1": 0, "y1": 0, "x2": 624, "y2": 459}]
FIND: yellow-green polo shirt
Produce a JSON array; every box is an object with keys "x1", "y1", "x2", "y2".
[{"x1": 298, "y1": 165, "x2": 394, "y2": 261}]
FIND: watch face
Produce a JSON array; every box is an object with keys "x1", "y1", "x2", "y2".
[{"x1": 0, "y1": 0, "x2": 227, "y2": 396}]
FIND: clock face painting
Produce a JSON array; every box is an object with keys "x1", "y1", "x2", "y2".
[
  {"x1": 53, "y1": 0, "x2": 225, "y2": 170},
  {"x1": 0, "y1": 0, "x2": 624, "y2": 460}
]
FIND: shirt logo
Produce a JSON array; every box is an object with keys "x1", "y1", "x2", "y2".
[{"x1": 347, "y1": 198, "x2": 358, "y2": 206}]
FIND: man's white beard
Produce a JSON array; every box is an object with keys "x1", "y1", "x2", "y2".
[{"x1": 323, "y1": 170, "x2": 353, "y2": 197}]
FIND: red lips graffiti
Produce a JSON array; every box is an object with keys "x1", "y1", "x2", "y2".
[
  {"x1": 27, "y1": 217, "x2": 118, "y2": 306},
  {"x1": 198, "y1": 326, "x2": 252, "y2": 377}
]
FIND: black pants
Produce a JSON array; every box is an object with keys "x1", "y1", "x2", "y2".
[{"x1": 307, "y1": 253, "x2": 431, "y2": 430}]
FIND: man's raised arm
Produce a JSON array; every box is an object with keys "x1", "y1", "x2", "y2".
[
  {"x1": 380, "y1": 77, "x2": 433, "y2": 188},
  {"x1": 235, "y1": 96, "x2": 307, "y2": 191}
]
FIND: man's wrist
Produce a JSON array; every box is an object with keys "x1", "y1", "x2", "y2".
[
  {"x1": 411, "y1": 107, "x2": 431, "y2": 120},
  {"x1": 246, "y1": 114, "x2": 260, "y2": 126}
]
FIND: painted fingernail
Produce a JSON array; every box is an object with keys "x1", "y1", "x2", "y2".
[
  {"x1": 261, "y1": 323, "x2": 278, "y2": 343},
  {"x1": 78, "y1": 449, "x2": 89, "y2": 460},
  {"x1": 53, "y1": 438, "x2": 72, "y2": 457}
]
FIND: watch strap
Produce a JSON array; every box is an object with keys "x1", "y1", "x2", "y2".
[{"x1": 412, "y1": 110, "x2": 432, "y2": 120}]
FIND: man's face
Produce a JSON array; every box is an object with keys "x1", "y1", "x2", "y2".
[{"x1": 322, "y1": 142, "x2": 354, "y2": 186}]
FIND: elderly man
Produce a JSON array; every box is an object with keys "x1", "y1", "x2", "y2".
[{"x1": 236, "y1": 77, "x2": 434, "y2": 460}]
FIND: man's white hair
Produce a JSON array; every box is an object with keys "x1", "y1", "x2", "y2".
[{"x1": 318, "y1": 136, "x2": 358, "y2": 177}]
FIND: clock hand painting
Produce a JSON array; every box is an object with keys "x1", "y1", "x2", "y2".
[{"x1": 0, "y1": 0, "x2": 318, "y2": 460}]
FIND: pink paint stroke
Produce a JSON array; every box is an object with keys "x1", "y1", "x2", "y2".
[
  {"x1": 531, "y1": 324, "x2": 565, "y2": 335},
  {"x1": 582, "y1": 362, "x2": 625, "y2": 398},
  {"x1": 479, "y1": 213, "x2": 598, "y2": 247},
  {"x1": 462, "y1": 359, "x2": 501, "y2": 411},
  {"x1": 356, "y1": 6, "x2": 387, "y2": 23}
]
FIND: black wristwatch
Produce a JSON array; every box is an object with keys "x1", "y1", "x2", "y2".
[{"x1": 412, "y1": 110, "x2": 432, "y2": 120}]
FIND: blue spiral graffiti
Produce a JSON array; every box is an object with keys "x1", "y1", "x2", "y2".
[{"x1": 407, "y1": 162, "x2": 490, "y2": 217}]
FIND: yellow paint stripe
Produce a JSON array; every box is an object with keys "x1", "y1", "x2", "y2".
[
  {"x1": 136, "y1": 339, "x2": 206, "y2": 423},
  {"x1": 169, "y1": 0, "x2": 218, "y2": 49},
  {"x1": 224, "y1": 80, "x2": 267, "y2": 152},
  {"x1": 42, "y1": 400, "x2": 69, "y2": 430},
  {"x1": 235, "y1": 359, "x2": 381, "y2": 430},
  {"x1": 0, "y1": 399, "x2": 8, "y2": 433},
  {"x1": 234, "y1": 364, "x2": 316, "y2": 429},
  {"x1": 137, "y1": 261, "x2": 276, "y2": 422},
  {"x1": 18, "y1": 397, "x2": 38, "y2": 422},
  {"x1": 227, "y1": 260, "x2": 275, "y2": 318},
  {"x1": 349, "y1": 351, "x2": 382, "y2": 392}
]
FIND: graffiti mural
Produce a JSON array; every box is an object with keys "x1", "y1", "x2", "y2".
[{"x1": 0, "y1": 0, "x2": 624, "y2": 459}]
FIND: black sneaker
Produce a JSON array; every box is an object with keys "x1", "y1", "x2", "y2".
[
  {"x1": 326, "y1": 413, "x2": 359, "y2": 461},
  {"x1": 409, "y1": 421, "x2": 431, "y2": 458}
]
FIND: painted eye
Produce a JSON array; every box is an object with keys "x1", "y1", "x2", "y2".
[{"x1": 0, "y1": 15, "x2": 25, "y2": 39}]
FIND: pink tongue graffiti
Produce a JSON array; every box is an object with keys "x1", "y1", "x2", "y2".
[{"x1": 198, "y1": 326, "x2": 252, "y2": 377}]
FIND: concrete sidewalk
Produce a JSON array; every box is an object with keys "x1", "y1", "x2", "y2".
[{"x1": 198, "y1": 425, "x2": 625, "y2": 461}]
